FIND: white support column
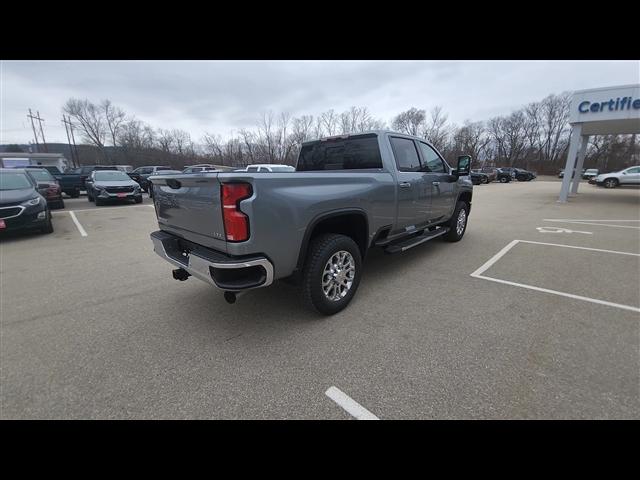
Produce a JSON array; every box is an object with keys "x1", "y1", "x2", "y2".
[
  {"x1": 570, "y1": 135, "x2": 589, "y2": 195},
  {"x1": 558, "y1": 123, "x2": 582, "y2": 203}
]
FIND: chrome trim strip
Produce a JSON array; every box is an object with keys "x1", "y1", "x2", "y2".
[
  {"x1": 151, "y1": 234, "x2": 274, "y2": 291},
  {"x1": 0, "y1": 205, "x2": 26, "y2": 219}
]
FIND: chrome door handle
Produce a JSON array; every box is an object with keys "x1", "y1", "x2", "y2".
[
  {"x1": 432, "y1": 181, "x2": 440, "y2": 186},
  {"x1": 399, "y1": 182, "x2": 411, "y2": 188}
]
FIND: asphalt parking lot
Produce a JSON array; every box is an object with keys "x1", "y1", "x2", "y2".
[{"x1": 1, "y1": 181, "x2": 639, "y2": 419}]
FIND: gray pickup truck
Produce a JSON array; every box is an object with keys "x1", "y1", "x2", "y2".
[{"x1": 150, "y1": 130, "x2": 473, "y2": 315}]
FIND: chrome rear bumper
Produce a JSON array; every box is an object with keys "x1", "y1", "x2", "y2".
[{"x1": 151, "y1": 231, "x2": 274, "y2": 291}]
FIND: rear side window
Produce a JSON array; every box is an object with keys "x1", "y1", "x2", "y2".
[
  {"x1": 297, "y1": 134, "x2": 383, "y2": 171},
  {"x1": 389, "y1": 137, "x2": 421, "y2": 172}
]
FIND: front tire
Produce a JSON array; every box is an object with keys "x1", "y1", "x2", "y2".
[
  {"x1": 301, "y1": 234, "x2": 362, "y2": 316},
  {"x1": 443, "y1": 201, "x2": 469, "y2": 242},
  {"x1": 41, "y1": 210, "x2": 54, "y2": 234},
  {"x1": 499, "y1": 177, "x2": 508, "y2": 183}
]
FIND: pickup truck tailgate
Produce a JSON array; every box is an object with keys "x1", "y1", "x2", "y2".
[{"x1": 151, "y1": 173, "x2": 228, "y2": 252}]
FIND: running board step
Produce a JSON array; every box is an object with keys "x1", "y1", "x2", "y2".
[{"x1": 383, "y1": 227, "x2": 449, "y2": 254}]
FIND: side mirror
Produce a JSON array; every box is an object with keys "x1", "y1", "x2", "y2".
[
  {"x1": 456, "y1": 155, "x2": 472, "y2": 176},
  {"x1": 37, "y1": 182, "x2": 50, "y2": 189}
]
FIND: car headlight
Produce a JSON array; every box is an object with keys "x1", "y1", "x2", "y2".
[{"x1": 22, "y1": 197, "x2": 40, "y2": 206}]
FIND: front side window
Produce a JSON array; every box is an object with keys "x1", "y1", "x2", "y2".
[
  {"x1": 625, "y1": 167, "x2": 640, "y2": 174},
  {"x1": 389, "y1": 137, "x2": 421, "y2": 172},
  {"x1": 418, "y1": 142, "x2": 446, "y2": 173}
]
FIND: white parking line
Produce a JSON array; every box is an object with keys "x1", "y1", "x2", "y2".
[
  {"x1": 51, "y1": 204, "x2": 154, "y2": 215},
  {"x1": 543, "y1": 219, "x2": 640, "y2": 222},
  {"x1": 68, "y1": 211, "x2": 88, "y2": 237},
  {"x1": 543, "y1": 219, "x2": 640, "y2": 229},
  {"x1": 325, "y1": 386, "x2": 379, "y2": 420},
  {"x1": 470, "y1": 240, "x2": 640, "y2": 313}
]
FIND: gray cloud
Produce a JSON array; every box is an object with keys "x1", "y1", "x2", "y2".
[{"x1": 1, "y1": 60, "x2": 638, "y2": 144}]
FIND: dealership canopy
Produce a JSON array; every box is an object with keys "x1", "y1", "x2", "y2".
[{"x1": 558, "y1": 84, "x2": 640, "y2": 202}]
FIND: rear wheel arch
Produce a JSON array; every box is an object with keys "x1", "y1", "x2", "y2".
[{"x1": 295, "y1": 209, "x2": 369, "y2": 273}]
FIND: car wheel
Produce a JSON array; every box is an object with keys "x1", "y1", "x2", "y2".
[
  {"x1": 301, "y1": 234, "x2": 362, "y2": 316},
  {"x1": 481, "y1": 176, "x2": 488, "y2": 184},
  {"x1": 135, "y1": 197, "x2": 143, "y2": 204},
  {"x1": 56, "y1": 199, "x2": 65, "y2": 209},
  {"x1": 71, "y1": 190, "x2": 80, "y2": 198},
  {"x1": 41, "y1": 210, "x2": 54, "y2": 234},
  {"x1": 95, "y1": 197, "x2": 104, "y2": 206},
  {"x1": 499, "y1": 177, "x2": 508, "y2": 183},
  {"x1": 443, "y1": 201, "x2": 469, "y2": 243},
  {"x1": 603, "y1": 178, "x2": 618, "y2": 188}
]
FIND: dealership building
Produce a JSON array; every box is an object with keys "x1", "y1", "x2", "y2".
[{"x1": 558, "y1": 84, "x2": 640, "y2": 202}]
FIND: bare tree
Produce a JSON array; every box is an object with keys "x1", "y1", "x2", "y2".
[
  {"x1": 63, "y1": 98, "x2": 108, "y2": 161},
  {"x1": 320, "y1": 109, "x2": 338, "y2": 136},
  {"x1": 392, "y1": 107, "x2": 425, "y2": 136},
  {"x1": 102, "y1": 100, "x2": 127, "y2": 147},
  {"x1": 421, "y1": 106, "x2": 450, "y2": 151}
]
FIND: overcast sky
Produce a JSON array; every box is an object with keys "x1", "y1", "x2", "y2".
[{"x1": 1, "y1": 60, "x2": 638, "y2": 145}]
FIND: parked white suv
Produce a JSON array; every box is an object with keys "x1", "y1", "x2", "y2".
[{"x1": 593, "y1": 166, "x2": 640, "y2": 188}]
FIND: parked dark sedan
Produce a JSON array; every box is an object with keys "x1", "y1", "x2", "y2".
[
  {"x1": 495, "y1": 168, "x2": 513, "y2": 183},
  {"x1": 514, "y1": 168, "x2": 536, "y2": 181},
  {"x1": 85, "y1": 170, "x2": 143, "y2": 206},
  {"x1": 129, "y1": 166, "x2": 173, "y2": 192},
  {"x1": 470, "y1": 171, "x2": 490, "y2": 185},
  {"x1": 147, "y1": 169, "x2": 182, "y2": 198},
  {"x1": 24, "y1": 167, "x2": 65, "y2": 209},
  {"x1": 0, "y1": 169, "x2": 53, "y2": 234}
]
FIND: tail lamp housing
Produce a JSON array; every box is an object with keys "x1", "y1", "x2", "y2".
[{"x1": 221, "y1": 183, "x2": 252, "y2": 242}]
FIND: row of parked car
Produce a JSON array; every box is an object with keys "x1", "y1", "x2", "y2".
[
  {"x1": 557, "y1": 166, "x2": 640, "y2": 188},
  {"x1": 469, "y1": 166, "x2": 537, "y2": 185}
]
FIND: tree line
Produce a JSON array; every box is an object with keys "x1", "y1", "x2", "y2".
[{"x1": 62, "y1": 94, "x2": 638, "y2": 173}]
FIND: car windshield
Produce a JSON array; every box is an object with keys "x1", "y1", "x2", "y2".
[
  {"x1": 94, "y1": 171, "x2": 131, "y2": 181},
  {"x1": 27, "y1": 169, "x2": 55, "y2": 182},
  {"x1": 0, "y1": 172, "x2": 33, "y2": 190}
]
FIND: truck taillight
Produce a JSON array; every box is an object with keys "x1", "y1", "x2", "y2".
[{"x1": 221, "y1": 183, "x2": 252, "y2": 242}]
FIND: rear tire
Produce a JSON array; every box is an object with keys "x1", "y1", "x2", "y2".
[
  {"x1": 71, "y1": 190, "x2": 80, "y2": 198},
  {"x1": 499, "y1": 177, "x2": 508, "y2": 183},
  {"x1": 443, "y1": 201, "x2": 469, "y2": 242},
  {"x1": 301, "y1": 234, "x2": 362, "y2": 316}
]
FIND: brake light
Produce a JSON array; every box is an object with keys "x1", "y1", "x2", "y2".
[{"x1": 221, "y1": 183, "x2": 252, "y2": 242}]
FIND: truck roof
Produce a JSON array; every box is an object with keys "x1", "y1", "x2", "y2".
[{"x1": 301, "y1": 130, "x2": 433, "y2": 146}]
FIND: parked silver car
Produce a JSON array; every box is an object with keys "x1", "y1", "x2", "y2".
[{"x1": 85, "y1": 170, "x2": 143, "y2": 206}]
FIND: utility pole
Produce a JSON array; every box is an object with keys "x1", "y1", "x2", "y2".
[
  {"x1": 27, "y1": 109, "x2": 40, "y2": 153},
  {"x1": 62, "y1": 115, "x2": 78, "y2": 168},
  {"x1": 69, "y1": 118, "x2": 80, "y2": 166},
  {"x1": 35, "y1": 111, "x2": 48, "y2": 152}
]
